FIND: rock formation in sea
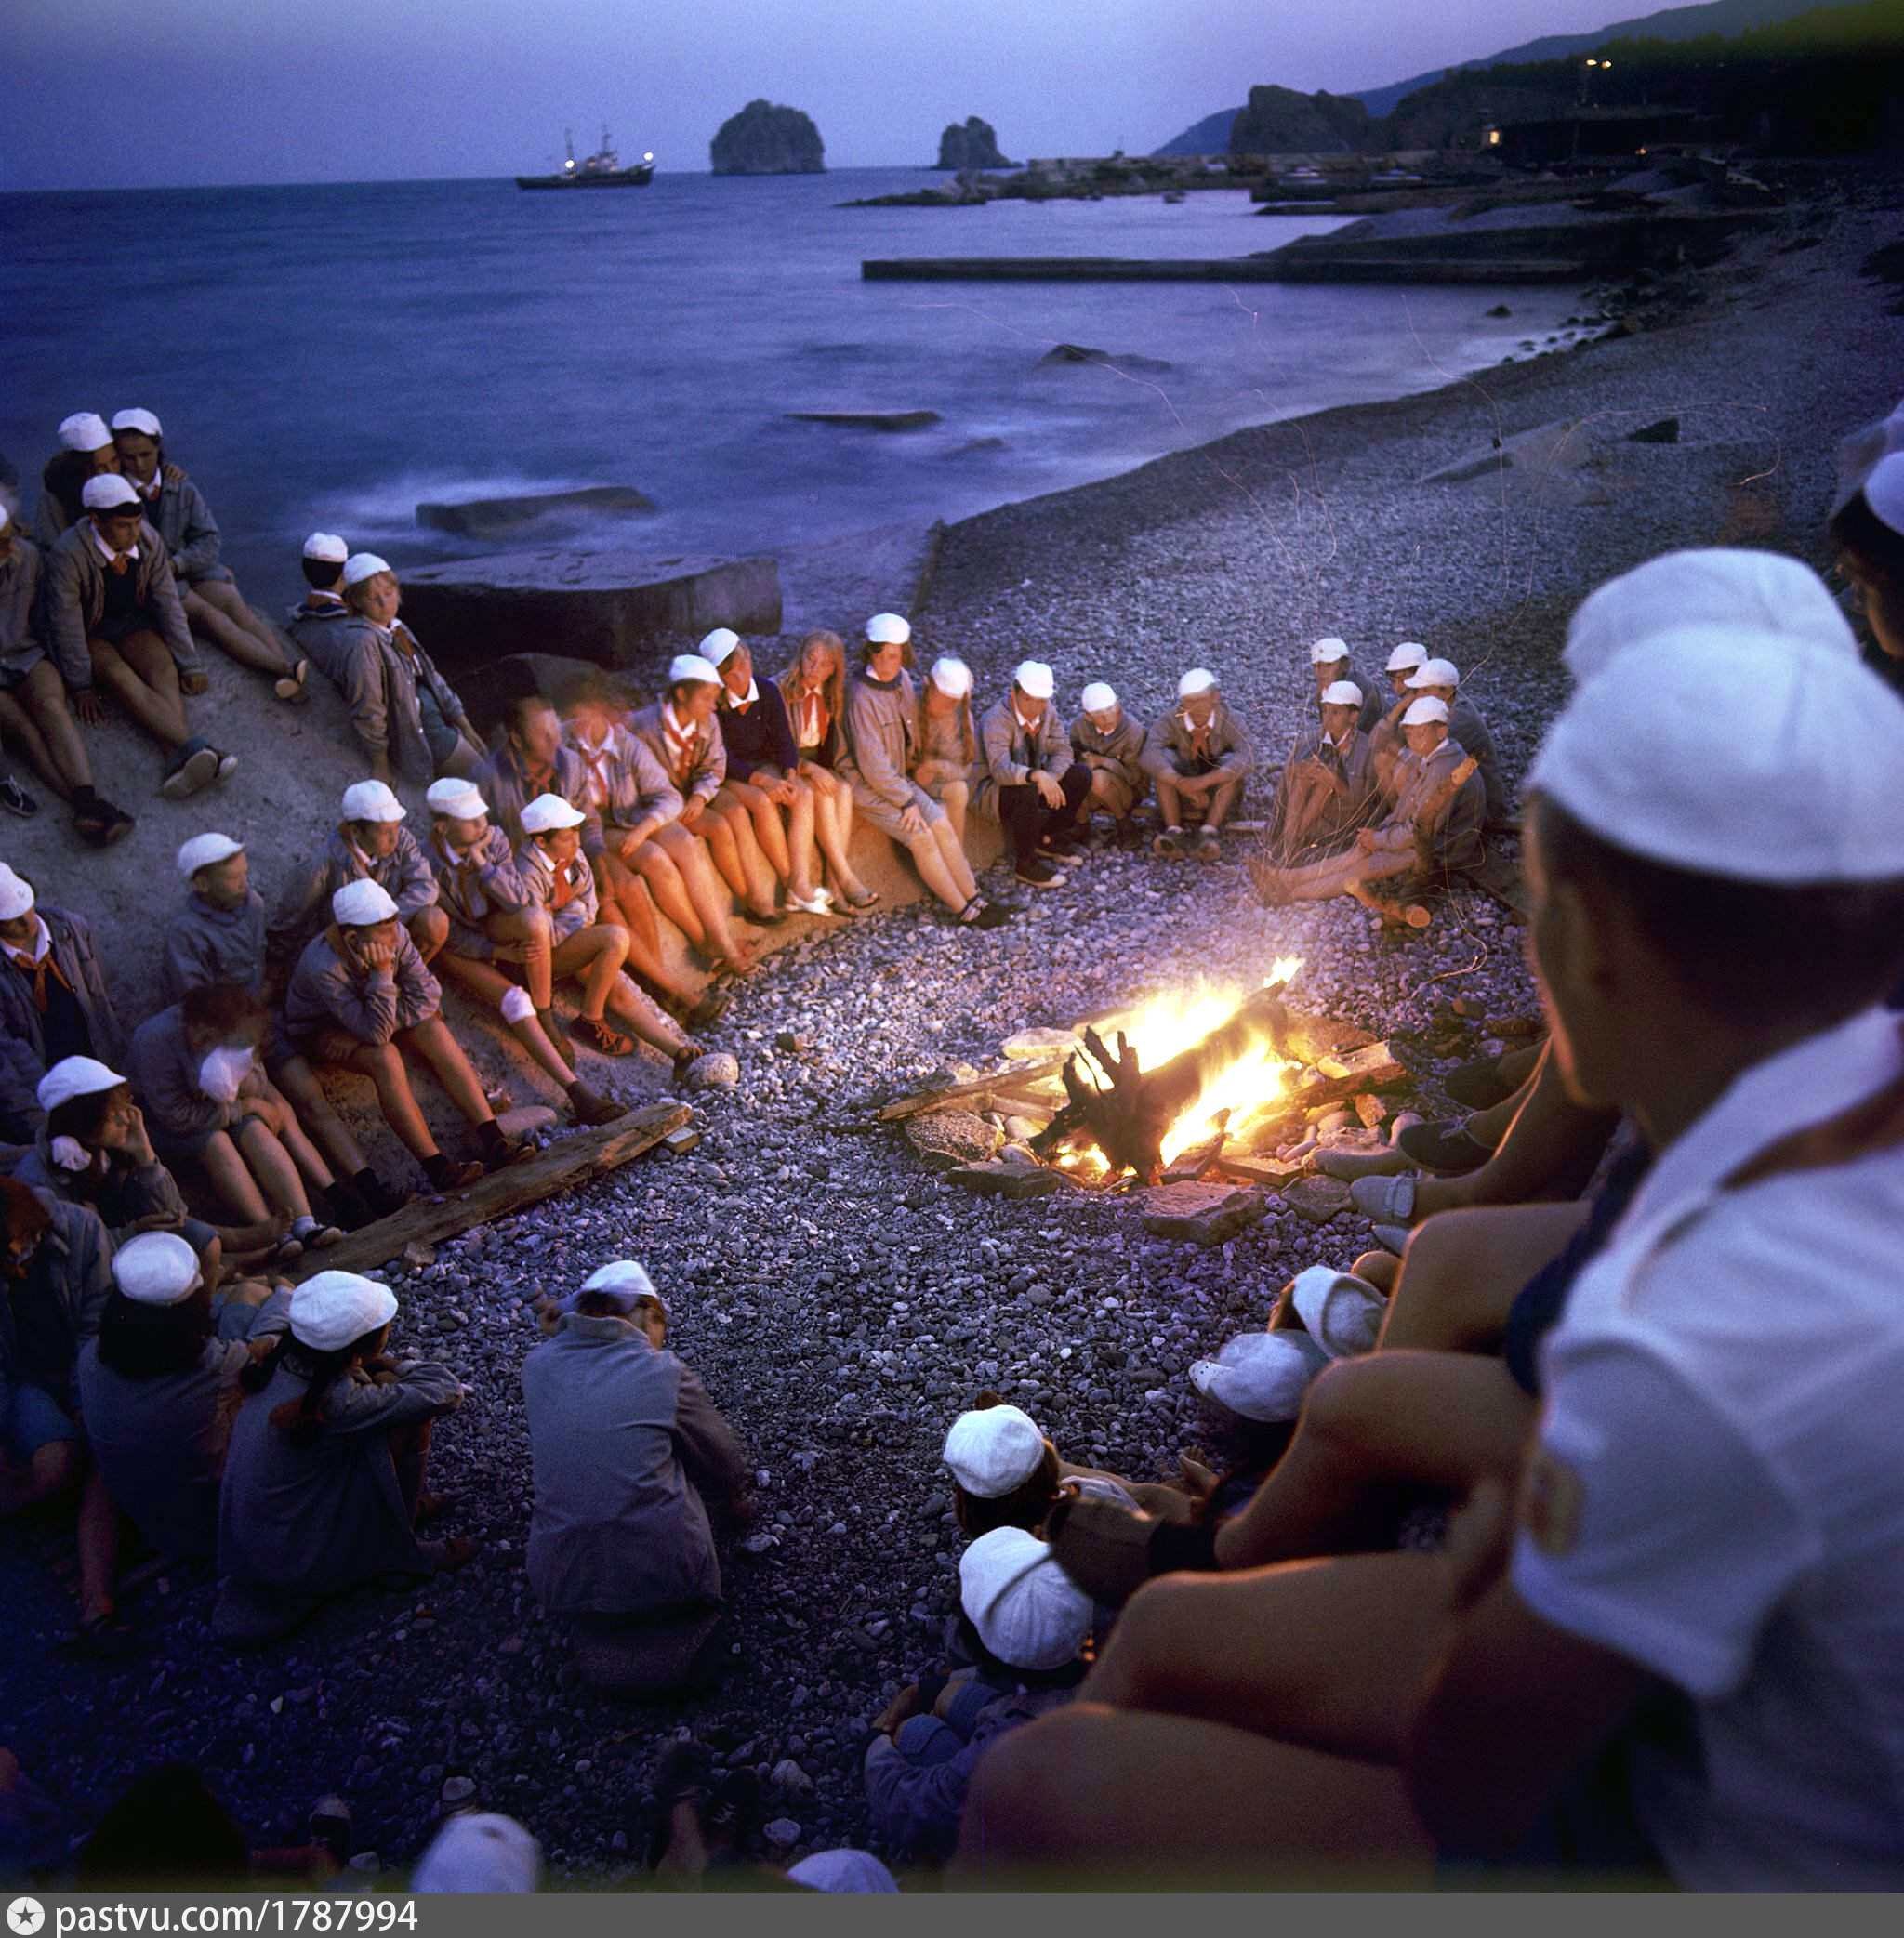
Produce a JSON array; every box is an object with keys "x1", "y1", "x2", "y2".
[
  {"x1": 935, "y1": 117, "x2": 1017, "y2": 169},
  {"x1": 1228, "y1": 85, "x2": 1371, "y2": 155},
  {"x1": 710, "y1": 99, "x2": 826, "y2": 175}
]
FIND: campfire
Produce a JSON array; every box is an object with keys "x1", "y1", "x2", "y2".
[{"x1": 882, "y1": 964, "x2": 1407, "y2": 1191}]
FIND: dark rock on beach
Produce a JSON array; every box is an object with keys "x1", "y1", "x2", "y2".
[{"x1": 416, "y1": 486, "x2": 656, "y2": 538}]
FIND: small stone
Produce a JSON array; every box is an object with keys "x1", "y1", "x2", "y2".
[
  {"x1": 442, "y1": 1776, "x2": 477, "y2": 1804},
  {"x1": 1140, "y1": 1181, "x2": 1267, "y2": 1246},
  {"x1": 496, "y1": 1104, "x2": 561, "y2": 1138},
  {"x1": 684, "y1": 1053, "x2": 741, "y2": 1091},
  {"x1": 763, "y1": 1818, "x2": 803, "y2": 1852},
  {"x1": 1278, "y1": 1175, "x2": 1353, "y2": 1225},
  {"x1": 905, "y1": 1111, "x2": 1002, "y2": 1169},
  {"x1": 1001, "y1": 1026, "x2": 1079, "y2": 1060},
  {"x1": 402, "y1": 1242, "x2": 436, "y2": 1269},
  {"x1": 771, "y1": 1759, "x2": 813, "y2": 1795},
  {"x1": 944, "y1": 1159, "x2": 1062, "y2": 1199}
]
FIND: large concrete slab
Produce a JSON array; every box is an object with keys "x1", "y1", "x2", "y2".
[{"x1": 399, "y1": 549, "x2": 783, "y2": 675}]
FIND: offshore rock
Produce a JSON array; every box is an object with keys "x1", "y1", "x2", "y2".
[
  {"x1": 712, "y1": 100, "x2": 825, "y2": 175},
  {"x1": 415, "y1": 485, "x2": 655, "y2": 538},
  {"x1": 936, "y1": 118, "x2": 1017, "y2": 170}
]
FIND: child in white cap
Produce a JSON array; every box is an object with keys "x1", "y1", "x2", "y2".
[
  {"x1": 1140, "y1": 667, "x2": 1254, "y2": 862},
  {"x1": 1263, "y1": 677, "x2": 1380, "y2": 866},
  {"x1": 1303, "y1": 635, "x2": 1384, "y2": 733},
  {"x1": 110, "y1": 407, "x2": 308, "y2": 703},
  {"x1": 915, "y1": 655, "x2": 980, "y2": 848},
  {"x1": 329, "y1": 554, "x2": 484, "y2": 788},
  {"x1": 775, "y1": 630, "x2": 879, "y2": 911},
  {"x1": 284, "y1": 534, "x2": 354, "y2": 677},
  {"x1": 33, "y1": 412, "x2": 121, "y2": 547},
  {"x1": 0, "y1": 501, "x2": 134, "y2": 844},
  {"x1": 840, "y1": 617, "x2": 1011, "y2": 929},
  {"x1": 218, "y1": 1270, "x2": 477, "y2": 1635},
  {"x1": 76, "y1": 1231, "x2": 290, "y2": 1566},
  {"x1": 1069, "y1": 680, "x2": 1147, "y2": 846},
  {"x1": 0, "y1": 862, "x2": 126, "y2": 1142},
  {"x1": 283, "y1": 878, "x2": 530, "y2": 1192},
  {"x1": 39, "y1": 471, "x2": 237, "y2": 802},
  {"x1": 976, "y1": 660, "x2": 1093, "y2": 890}
]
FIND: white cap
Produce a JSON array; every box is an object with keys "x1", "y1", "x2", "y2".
[
  {"x1": 1177, "y1": 666, "x2": 1218, "y2": 698},
  {"x1": 568, "y1": 1258, "x2": 667, "y2": 1316},
  {"x1": 1563, "y1": 548, "x2": 1857, "y2": 685},
  {"x1": 1289, "y1": 1266, "x2": 1386, "y2": 1358},
  {"x1": 426, "y1": 778, "x2": 488, "y2": 820},
  {"x1": 943, "y1": 1404, "x2": 1045, "y2": 1497},
  {"x1": 111, "y1": 407, "x2": 163, "y2": 438},
  {"x1": 866, "y1": 612, "x2": 911, "y2": 645},
  {"x1": 59, "y1": 412, "x2": 112, "y2": 453},
  {"x1": 1859, "y1": 449, "x2": 1904, "y2": 537},
  {"x1": 1012, "y1": 660, "x2": 1055, "y2": 701},
  {"x1": 929, "y1": 656, "x2": 972, "y2": 699},
  {"x1": 1833, "y1": 407, "x2": 1904, "y2": 513},
  {"x1": 332, "y1": 878, "x2": 400, "y2": 926},
  {"x1": 412, "y1": 1813, "x2": 541, "y2": 1894},
  {"x1": 0, "y1": 505, "x2": 9, "y2": 535},
  {"x1": 1079, "y1": 681, "x2": 1117, "y2": 715},
  {"x1": 1308, "y1": 637, "x2": 1350, "y2": 666},
  {"x1": 0, "y1": 864, "x2": 34, "y2": 920},
  {"x1": 699, "y1": 627, "x2": 742, "y2": 666},
  {"x1": 341, "y1": 552, "x2": 391, "y2": 587},
  {"x1": 784, "y1": 1851, "x2": 900, "y2": 1893},
  {"x1": 1530, "y1": 625, "x2": 1904, "y2": 883},
  {"x1": 667, "y1": 653, "x2": 721, "y2": 687},
  {"x1": 1405, "y1": 656, "x2": 1461, "y2": 690},
  {"x1": 1400, "y1": 696, "x2": 1449, "y2": 727},
  {"x1": 959, "y1": 1526, "x2": 1092, "y2": 1671},
  {"x1": 1319, "y1": 679, "x2": 1363, "y2": 708},
  {"x1": 176, "y1": 832, "x2": 244, "y2": 879},
  {"x1": 1385, "y1": 641, "x2": 1429, "y2": 673},
  {"x1": 1189, "y1": 1329, "x2": 1329, "y2": 1421},
  {"x1": 341, "y1": 779, "x2": 405, "y2": 824},
  {"x1": 520, "y1": 792, "x2": 585, "y2": 835},
  {"x1": 112, "y1": 1231, "x2": 203, "y2": 1308},
  {"x1": 36, "y1": 1056, "x2": 127, "y2": 1114},
  {"x1": 302, "y1": 532, "x2": 349, "y2": 563},
  {"x1": 82, "y1": 474, "x2": 140, "y2": 512},
  {"x1": 290, "y1": 1271, "x2": 399, "y2": 1352}
]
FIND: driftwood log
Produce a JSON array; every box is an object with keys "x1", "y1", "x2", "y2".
[
  {"x1": 877, "y1": 1057, "x2": 1067, "y2": 1122},
  {"x1": 285, "y1": 1101, "x2": 690, "y2": 1282}
]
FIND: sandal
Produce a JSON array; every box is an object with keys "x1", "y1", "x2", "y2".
[
  {"x1": 0, "y1": 774, "x2": 38, "y2": 818},
  {"x1": 842, "y1": 885, "x2": 880, "y2": 911},
  {"x1": 570, "y1": 1013, "x2": 634, "y2": 1058},
  {"x1": 73, "y1": 799, "x2": 136, "y2": 847},
  {"x1": 160, "y1": 736, "x2": 220, "y2": 800},
  {"x1": 273, "y1": 657, "x2": 311, "y2": 705},
  {"x1": 672, "y1": 1044, "x2": 707, "y2": 1085}
]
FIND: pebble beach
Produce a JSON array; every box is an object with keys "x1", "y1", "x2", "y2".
[{"x1": 5, "y1": 160, "x2": 1899, "y2": 1885}]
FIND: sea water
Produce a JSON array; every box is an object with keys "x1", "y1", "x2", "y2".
[{"x1": 0, "y1": 171, "x2": 1586, "y2": 590}]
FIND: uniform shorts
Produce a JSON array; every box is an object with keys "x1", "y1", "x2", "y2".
[
  {"x1": 848, "y1": 778, "x2": 945, "y2": 840},
  {"x1": 3, "y1": 1380, "x2": 80, "y2": 1460}
]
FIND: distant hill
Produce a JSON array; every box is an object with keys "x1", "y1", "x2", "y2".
[{"x1": 1151, "y1": 0, "x2": 1840, "y2": 152}]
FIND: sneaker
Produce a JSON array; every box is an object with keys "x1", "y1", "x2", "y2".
[
  {"x1": 1349, "y1": 1172, "x2": 1418, "y2": 1223},
  {"x1": 1395, "y1": 1119, "x2": 1494, "y2": 1176},
  {"x1": 0, "y1": 775, "x2": 38, "y2": 818},
  {"x1": 971, "y1": 899, "x2": 1015, "y2": 929},
  {"x1": 290, "y1": 1214, "x2": 344, "y2": 1249},
  {"x1": 1313, "y1": 1144, "x2": 1412, "y2": 1182},
  {"x1": 1194, "y1": 830, "x2": 1222, "y2": 864},
  {"x1": 1014, "y1": 857, "x2": 1067, "y2": 890},
  {"x1": 567, "y1": 1081, "x2": 626, "y2": 1127},
  {"x1": 1152, "y1": 826, "x2": 1184, "y2": 858},
  {"x1": 213, "y1": 748, "x2": 240, "y2": 783},
  {"x1": 159, "y1": 737, "x2": 220, "y2": 800}
]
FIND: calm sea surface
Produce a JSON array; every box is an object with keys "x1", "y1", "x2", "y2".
[{"x1": 0, "y1": 172, "x2": 1584, "y2": 589}]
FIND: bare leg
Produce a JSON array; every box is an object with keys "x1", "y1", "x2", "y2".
[
  {"x1": 269, "y1": 1054, "x2": 367, "y2": 1179},
  {"x1": 1212, "y1": 1353, "x2": 1536, "y2": 1568},
  {"x1": 1154, "y1": 773, "x2": 1188, "y2": 832},
  {"x1": 434, "y1": 950, "x2": 578, "y2": 1088},
  {"x1": 1203, "y1": 773, "x2": 1244, "y2": 832},
  {"x1": 936, "y1": 776, "x2": 970, "y2": 850},
  {"x1": 807, "y1": 769, "x2": 871, "y2": 903},
  {"x1": 694, "y1": 804, "x2": 749, "y2": 901},
  {"x1": 1376, "y1": 1203, "x2": 1590, "y2": 1353},
  {"x1": 251, "y1": 1083, "x2": 334, "y2": 1193},
  {"x1": 604, "y1": 971, "x2": 693, "y2": 1058},
  {"x1": 1415, "y1": 1040, "x2": 1620, "y2": 1219},
  {"x1": 232, "y1": 1115, "x2": 317, "y2": 1220},
  {"x1": 199, "y1": 1127, "x2": 272, "y2": 1223},
  {"x1": 338, "y1": 1041, "x2": 441, "y2": 1160},
  {"x1": 193, "y1": 578, "x2": 298, "y2": 674},
  {"x1": 406, "y1": 904, "x2": 449, "y2": 966},
  {"x1": 598, "y1": 854, "x2": 664, "y2": 953},
  {"x1": 719, "y1": 779, "x2": 793, "y2": 882},
  {"x1": 655, "y1": 824, "x2": 753, "y2": 971},
  {"x1": 19, "y1": 660, "x2": 96, "y2": 794},
  {"x1": 627, "y1": 840, "x2": 704, "y2": 946},
  {"x1": 76, "y1": 1469, "x2": 118, "y2": 1627},
  {"x1": 549, "y1": 926, "x2": 628, "y2": 1022},
  {"x1": 0, "y1": 692, "x2": 69, "y2": 799},
  {"x1": 88, "y1": 637, "x2": 188, "y2": 752},
  {"x1": 929, "y1": 812, "x2": 979, "y2": 903},
  {"x1": 181, "y1": 584, "x2": 286, "y2": 677},
  {"x1": 783, "y1": 775, "x2": 821, "y2": 902},
  {"x1": 713, "y1": 798, "x2": 779, "y2": 916},
  {"x1": 486, "y1": 907, "x2": 553, "y2": 1011},
  {"x1": 397, "y1": 1016, "x2": 497, "y2": 1127},
  {"x1": 0, "y1": 1440, "x2": 75, "y2": 1518}
]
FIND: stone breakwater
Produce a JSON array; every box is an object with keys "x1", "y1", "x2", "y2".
[{"x1": 2, "y1": 168, "x2": 1897, "y2": 1885}]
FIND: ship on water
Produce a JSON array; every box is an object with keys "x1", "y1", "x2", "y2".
[{"x1": 517, "y1": 128, "x2": 654, "y2": 189}]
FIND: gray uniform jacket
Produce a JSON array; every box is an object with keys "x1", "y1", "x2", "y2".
[
  {"x1": 429, "y1": 825, "x2": 533, "y2": 961},
  {"x1": 284, "y1": 928, "x2": 441, "y2": 1047},
  {"x1": 1448, "y1": 694, "x2": 1508, "y2": 825},
  {"x1": 283, "y1": 596, "x2": 355, "y2": 680},
  {"x1": 268, "y1": 828, "x2": 438, "y2": 982},
  {"x1": 626, "y1": 702, "x2": 725, "y2": 812},
  {"x1": 1375, "y1": 740, "x2": 1486, "y2": 871},
  {"x1": 566, "y1": 725, "x2": 683, "y2": 838},
  {"x1": 978, "y1": 698, "x2": 1073, "y2": 818},
  {"x1": 917, "y1": 701, "x2": 977, "y2": 777},
  {"x1": 1141, "y1": 696, "x2": 1255, "y2": 782},
  {"x1": 0, "y1": 906, "x2": 126, "y2": 1137},
  {"x1": 161, "y1": 889, "x2": 269, "y2": 1005},
  {"x1": 13, "y1": 1127, "x2": 202, "y2": 1250},
  {"x1": 839, "y1": 673, "x2": 923, "y2": 811},
  {"x1": 1316, "y1": 661, "x2": 1386, "y2": 734},
  {"x1": 521, "y1": 1312, "x2": 748, "y2": 1617},
  {"x1": 218, "y1": 1351, "x2": 464, "y2": 1594},
  {"x1": 0, "y1": 538, "x2": 46, "y2": 683},
  {"x1": 77, "y1": 1287, "x2": 292, "y2": 1562},
  {"x1": 39, "y1": 520, "x2": 202, "y2": 686},
  {"x1": 516, "y1": 843, "x2": 599, "y2": 943},
  {"x1": 326, "y1": 616, "x2": 469, "y2": 786},
  {"x1": 128, "y1": 1004, "x2": 239, "y2": 1150},
  {"x1": 475, "y1": 744, "x2": 605, "y2": 857},
  {"x1": 140, "y1": 466, "x2": 231, "y2": 584},
  {"x1": 1070, "y1": 711, "x2": 1146, "y2": 784},
  {"x1": 0, "y1": 1192, "x2": 113, "y2": 1414}
]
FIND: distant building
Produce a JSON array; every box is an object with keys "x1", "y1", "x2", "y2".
[{"x1": 1489, "y1": 105, "x2": 1700, "y2": 166}]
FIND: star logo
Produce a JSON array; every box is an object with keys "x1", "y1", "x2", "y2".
[{"x1": 7, "y1": 1901, "x2": 46, "y2": 1937}]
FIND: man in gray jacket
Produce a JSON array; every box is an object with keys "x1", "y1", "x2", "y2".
[
  {"x1": 522, "y1": 1259, "x2": 749, "y2": 1694},
  {"x1": 1142, "y1": 668, "x2": 1255, "y2": 863},
  {"x1": 976, "y1": 660, "x2": 1091, "y2": 890},
  {"x1": 38, "y1": 474, "x2": 234, "y2": 802}
]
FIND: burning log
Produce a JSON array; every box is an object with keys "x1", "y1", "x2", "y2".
[{"x1": 878, "y1": 1056, "x2": 1067, "y2": 1121}]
